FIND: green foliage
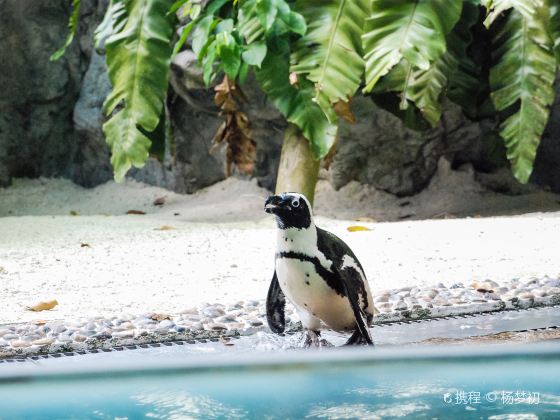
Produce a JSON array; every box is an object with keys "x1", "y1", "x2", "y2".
[
  {"x1": 371, "y1": 3, "x2": 479, "y2": 126},
  {"x1": 290, "y1": 0, "x2": 371, "y2": 122},
  {"x1": 256, "y1": 43, "x2": 338, "y2": 159},
  {"x1": 238, "y1": 0, "x2": 306, "y2": 43},
  {"x1": 551, "y1": 2, "x2": 560, "y2": 60},
  {"x1": 102, "y1": 0, "x2": 176, "y2": 181},
  {"x1": 59, "y1": 0, "x2": 560, "y2": 184},
  {"x1": 362, "y1": 0, "x2": 463, "y2": 92},
  {"x1": 486, "y1": 3, "x2": 557, "y2": 183},
  {"x1": 50, "y1": 0, "x2": 82, "y2": 61},
  {"x1": 94, "y1": 0, "x2": 127, "y2": 53}
]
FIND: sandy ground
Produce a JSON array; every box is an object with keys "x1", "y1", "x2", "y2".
[{"x1": 2, "y1": 162, "x2": 560, "y2": 325}]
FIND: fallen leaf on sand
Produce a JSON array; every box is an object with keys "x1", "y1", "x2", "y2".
[
  {"x1": 127, "y1": 209, "x2": 146, "y2": 215},
  {"x1": 150, "y1": 313, "x2": 171, "y2": 321},
  {"x1": 26, "y1": 300, "x2": 58, "y2": 312},
  {"x1": 471, "y1": 281, "x2": 494, "y2": 294},
  {"x1": 34, "y1": 320, "x2": 47, "y2": 325},
  {"x1": 80, "y1": 243, "x2": 91, "y2": 248},
  {"x1": 354, "y1": 217, "x2": 376, "y2": 223},
  {"x1": 153, "y1": 196, "x2": 166, "y2": 206},
  {"x1": 69, "y1": 210, "x2": 79, "y2": 216},
  {"x1": 154, "y1": 225, "x2": 175, "y2": 231},
  {"x1": 347, "y1": 225, "x2": 372, "y2": 232}
]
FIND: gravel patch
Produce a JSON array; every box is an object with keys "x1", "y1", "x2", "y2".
[{"x1": 1, "y1": 277, "x2": 559, "y2": 359}]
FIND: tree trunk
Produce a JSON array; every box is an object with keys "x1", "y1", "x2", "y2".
[{"x1": 275, "y1": 124, "x2": 320, "y2": 206}]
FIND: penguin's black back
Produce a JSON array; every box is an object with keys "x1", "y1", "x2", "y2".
[
  {"x1": 317, "y1": 227, "x2": 371, "y2": 317},
  {"x1": 316, "y1": 227, "x2": 366, "y2": 274}
]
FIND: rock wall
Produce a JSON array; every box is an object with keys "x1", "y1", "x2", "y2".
[
  {"x1": 1, "y1": 0, "x2": 560, "y2": 196},
  {"x1": 0, "y1": 0, "x2": 108, "y2": 187}
]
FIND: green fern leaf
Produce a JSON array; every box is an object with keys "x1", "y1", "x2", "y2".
[
  {"x1": 50, "y1": 0, "x2": 82, "y2": 61},
  {"x1": 551, "y1": 2, "x2": 560, "y2": 61},
  {"x1": 256, "y1": 45, "x2": 337, "y2": 159},
  {"x1": 489, "y1": 7, "x2": 556, "y2": 183},
  {"x1": 94, "y1": 0, "x2": 127, "y2": 54},
  {"x1": 102, "y1": 0, "x2": 176, "y2": 181},
  {"x1": 290, "y1": 0, "x2": 370, "y2": 121},
  {"x1": 362, "y1": 0, "x2": 463, "y2": 92}
]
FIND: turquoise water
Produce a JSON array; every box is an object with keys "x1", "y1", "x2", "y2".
[{"x1": 1, "y1": 345, "x2": 559, "y2": 419}]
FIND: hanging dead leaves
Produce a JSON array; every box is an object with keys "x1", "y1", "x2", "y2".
[{"x1": 212, "y1": 76, "x2": 256, "y2": 177}]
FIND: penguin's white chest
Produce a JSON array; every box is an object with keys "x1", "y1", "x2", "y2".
[{"x1": 275, "y1": 257, "x2": 355, "y2": 331}]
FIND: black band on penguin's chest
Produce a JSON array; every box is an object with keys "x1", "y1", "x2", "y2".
[{"x1": 276, "y1": 251, "x2": 345, "y2": 297}]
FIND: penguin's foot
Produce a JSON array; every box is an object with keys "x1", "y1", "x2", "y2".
[
  {"x1": 302, "y1": 330, "x2": 321, "y2": 348},
  {"x1": 344, "y1": 329, "x2": 375, "y2": 346}
]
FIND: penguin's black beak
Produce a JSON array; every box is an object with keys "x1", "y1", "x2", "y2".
[{"x1": 264, "y1": 195, "x2": 283, "y2": 214}]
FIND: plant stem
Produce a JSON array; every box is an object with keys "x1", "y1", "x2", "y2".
[{"x1": 275, "y1": 124, "x2": 320, "y2": 206}]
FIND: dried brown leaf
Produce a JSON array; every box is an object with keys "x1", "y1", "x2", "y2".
[
  {"x1": 80, "y1": 243, "x2": 91, "y2": 248},
  {"x1": 289, "y1": 72, "x2": 298, "y2": 86},
  {"x1": 150, "y1": 313, "x2": 172, "y2": 321},
  {"x1": 333, "y1": 99, "x2": 356, "y2": 124},
  {"x1": 212, "y1": 75, "x2": 256, "y2": 176},
  {"x1": 127, "y1": 210, "x2": 146, "y2": 215},
  {"x1": 26, "y1": 299, "x2": 58, "y2": 312},
  {"x1": 154, "y1": 225, "x2": 175, "y2": 231}
]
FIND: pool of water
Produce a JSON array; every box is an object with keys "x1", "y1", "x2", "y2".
[{"x1": 1, "y1": 342, "x2": 559, "y2": 419}]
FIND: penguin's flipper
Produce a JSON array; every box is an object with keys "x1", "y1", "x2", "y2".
[
  {"x1": 339, "y1": 268, "x2": 373, "y2": 345},
  {"x1": 266, "y1": 270, "x2": 286, "y2": 334}
]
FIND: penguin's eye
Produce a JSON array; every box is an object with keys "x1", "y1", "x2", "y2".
[{"x1": 291, "y1": 199, "x2": 300, "y2": 208}]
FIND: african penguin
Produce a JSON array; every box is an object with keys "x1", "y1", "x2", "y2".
[{"x1": 264, "y1": 192, "x2": 374, "y2": 346}]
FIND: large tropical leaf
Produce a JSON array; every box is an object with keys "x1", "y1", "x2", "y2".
[
  {"x1": 256, "y1": 45, "x2": 337, "y2": 159},
  {"x1": 551, "y1": 2, "x2": 560, "y2": 61},
  {"x1": 362, "y1": 0, "x2": 463, "y2": 92},
  {"x1": 102, "y1": 0, "x2": 176, "y2": 181},
  {"x1": 50, "y1": 0, "x2": 81, "y2": 61},
  {"x1": 406, "y1": 2, "x2": 479, "y2": 125},
  {"x1": 488, "y1": 6, "x2": 556, "y2": 183},
  {"x1": 371, "y1": 3, "x2": 478, "y2": 127},
  {"x1": 290, "y1": 0, "x2": 371, "y2": 121},
  {"x1": 483, "y1": 0, "x2": 540, "y2": 25},
  {"x1": 94, "y1": 0, "x2": 127, "y2": 54},
  {"x1": 238, "y1": 0, "x2": 306, "y2": 44}
]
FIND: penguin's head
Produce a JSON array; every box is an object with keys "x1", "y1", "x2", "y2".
[{"x1": 264, "y1": 192, "x2": 312, "y2": 229}]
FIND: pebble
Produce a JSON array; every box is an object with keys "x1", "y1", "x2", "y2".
[
  {"x1": 201, "y1": 307, "x2": 225, "y2": 318},
  {"x1": 544, "y1": 279, "x2": 560, "y2": 288},
  {"x1": 3, "y1": 333, "x2": 18, "y2": 340},
  {"x1": 374, "y1": 295, "x2": 389, "y2": 303},
  {"x1": 52, "y1": 325, "x2": 67, "y2": 334},
  {"x1": 419, "y1": 290, "x2": 437, "y2": 299},
  {"x1": 58, "y1": 334, "x2": 74, "y2": 342},
  {"x1": 112, "y1": 330, "x2": 134, "y2": 339},
  {"x1": 206, "y1": 323, "x2": 227, "y2": 331},
  {"x1": 392, "y1": 301, "x2": 407, "y2": 311},
  {"x1": 32, "y1": 337, "x2": 55, "y2": 346},
  {"x1": 10, "y1": 340, "x2": 30, "y2": 348}
]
